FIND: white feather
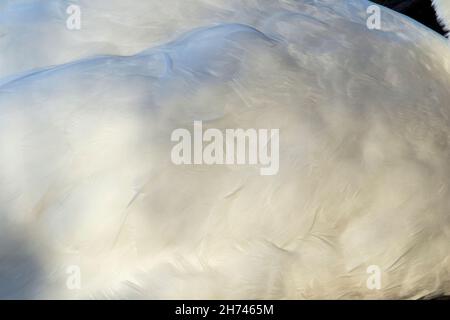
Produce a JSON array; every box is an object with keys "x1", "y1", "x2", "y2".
[
  {"x1": 433, "y1": 0, "x2": 450, "y2": 35},
  {"x1": 0, "y1": 0, "x2": 449, "y2": 299}
]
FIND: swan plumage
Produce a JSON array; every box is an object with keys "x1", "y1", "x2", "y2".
[
  {"x1": 433, "y1": 0, "x2": 450, "y2": 35},
  {"x1": 0, "y1": 0, "x2": 449, "y2": 299}
]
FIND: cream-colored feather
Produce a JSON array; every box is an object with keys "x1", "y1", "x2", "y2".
[
  {"x1": 433, "y1": 0, "x2": 450, "y2": 35},
  {"x1": 0, "y1": 0, "x2": 449, "y2": 299}
]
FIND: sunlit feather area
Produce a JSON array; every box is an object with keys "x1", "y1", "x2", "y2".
[{"x1": 0, "y1": 0, "x2": 449, "y2": 299}]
